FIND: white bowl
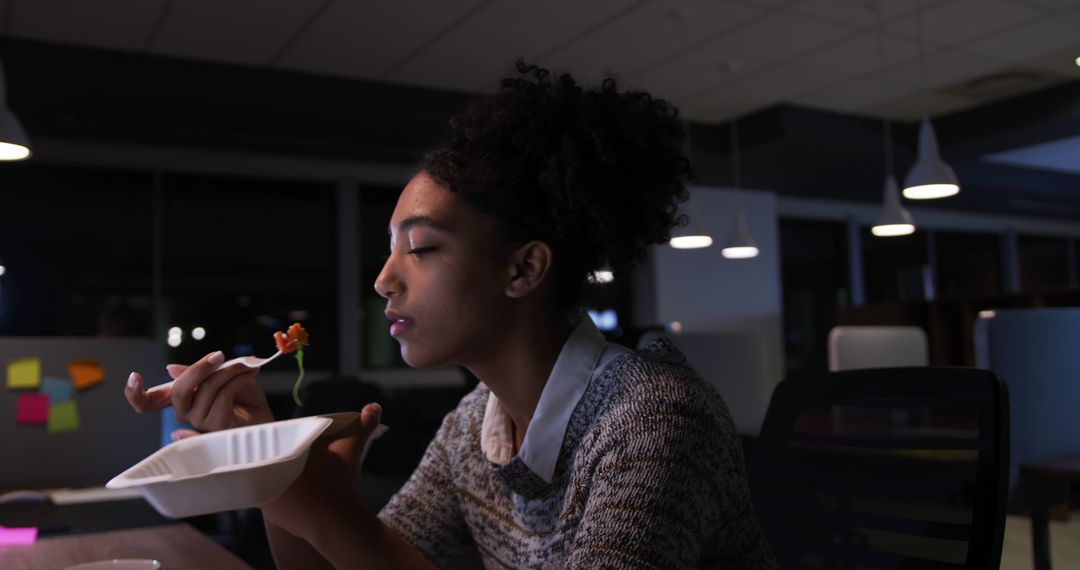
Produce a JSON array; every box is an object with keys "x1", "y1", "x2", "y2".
[{"x1": 106, "y1": 416, "x2": 333, "y2": 519}]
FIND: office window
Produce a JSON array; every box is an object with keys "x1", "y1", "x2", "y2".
[
  {"x1": 1018, "y1": 235, "x2": 1070, "y2": 291},
  {"x1": 0, "y1": 165, "x2": 154, "y2": 336},
  {"x1": 936, "y1": 231, "x2": 1001, "y2": 299},
  {"x1": 159, "y1": 174, "x2": 337, "y2": 370},
  {"x1": 1073, "y1": 238, "x2": 1079, "y2": 286},
  {"x1": 780, "y1": 219, "x2": 849, "y2": 375},
  {"x1": 862, "y1": 228, "x2": 930, "y2": 305},
  {"x1": 360, "y1": 184, "x2": 406, "y2": 368}
]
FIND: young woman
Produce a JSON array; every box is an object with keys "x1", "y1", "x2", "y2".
[{"x1": 125, "y1": 63, "x2": 776, "y2": 569}]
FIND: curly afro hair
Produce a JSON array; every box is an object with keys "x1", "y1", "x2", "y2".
[{"x1": 422, "y1": 61, "x2": 691, "y2": 311}]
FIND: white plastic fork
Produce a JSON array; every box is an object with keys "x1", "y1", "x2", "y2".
[{"x1": 146, "y1": 350, "x2": 283, "y2": 394}]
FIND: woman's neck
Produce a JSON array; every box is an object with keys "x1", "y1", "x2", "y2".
[{"x1": 468, "y1": 312, "x2": 573, "y2": 448}]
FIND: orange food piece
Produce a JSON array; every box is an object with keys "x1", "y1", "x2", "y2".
[{"x1": 274, "y1": 323, "x2": 310, "y2": 354}]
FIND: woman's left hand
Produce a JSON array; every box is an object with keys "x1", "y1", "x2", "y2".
[{"x1": 261, "y1": 403, "x2": 385, "y2": 541}]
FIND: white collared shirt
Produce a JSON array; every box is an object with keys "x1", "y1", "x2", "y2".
[{"x1": 480, "y1": 317, "x2": 630, "y2": 483}]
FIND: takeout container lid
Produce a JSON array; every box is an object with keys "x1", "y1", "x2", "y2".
[{"x1": 106, "y1": 416, "x2": 333, "y2": 519}]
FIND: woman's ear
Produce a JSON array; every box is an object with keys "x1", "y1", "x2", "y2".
[{"x1": 505, "y1": 240, "x2": 554, "y2": 299}]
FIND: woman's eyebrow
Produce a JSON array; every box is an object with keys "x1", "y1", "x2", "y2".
[{"x1": 389, "y1": 215, "x2": 452, "y2": 236}]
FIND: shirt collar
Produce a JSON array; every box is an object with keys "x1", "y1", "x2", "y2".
[{"x1": 480, "y1": 317, "x2": 628, "y2": 483}]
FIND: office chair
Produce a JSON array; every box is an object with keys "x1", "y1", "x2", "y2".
[
  {"x1": 827, "y1": 325, "x2": 929, "y2": 372},
  {"x1": 748, "y1": 367, "x2": 1009, "y2": 569}
]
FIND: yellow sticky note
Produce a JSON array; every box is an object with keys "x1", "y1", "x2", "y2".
[
  {"x1": 69, "y1": 359, "x2": 105, "y2": 390},
  {"x1": 47, "y1": 401, "x2": 79, "y2": 433},
  {"x1": 7, "y1": 358, "x2": 42, "y2": 390}
]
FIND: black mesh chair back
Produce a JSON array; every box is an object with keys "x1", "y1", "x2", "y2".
[{"x1": 748, "y1": 367, "x2": 1009, "y2": 570}]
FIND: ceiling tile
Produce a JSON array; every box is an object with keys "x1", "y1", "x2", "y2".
[
  {"x1": 10, "y1": 0, "x2": 169, "y2": 52},
  {"x1": 151, "y1": 0, "x2": 322, "y2": 66},
  {"x1": 871, "y1": 48, "x2": 1011, "y2": 93},
  {"x1": 798, "y1": 77, "x2": 917, "y2": 114},
  {"x1": 538, "y1": 0, "x2": 762, "y2": 82},
  {"x1": 862, "y1": 90, "x2": 976, "y2": 120},
  {"x1": 1009, "y1": 0, "x2": 1080, "y2": 10},
  {"x1": 798, "y1": 31, "x2": 921, "y2": 77},
  {"x1": 1021, "y1": 42, "x2": 1080, "y2": 76},
  {"x1": 690, "y1": 10, "x2": 853, "y2": 71},
  {"x1": 387, "y1": 0, "x2": 641, "y2": 93},
  {"x1": 728, "y1": 0, "x2": 797, "y2": 8},
  {"x1": 624, "y1": 41, "x2": 752, "y2": 104},
  {"x1": 0, "y1": 0, "x2": 9, "y2": 35},
  {"x1": 885, "y1": 0, "x2": 1047, "y2": 48},
  {"x1": 964, "y1": 12, "x2": 1080, "y2": 64},
  {"x1": 786, "y1": 0, "x2": 949, "y2": 28},
  {"x1": 680, "y1": 83, "x2": 777, "y2": 123},
  {"x1": 276, "y1": 0, "x2": 487, "y2": 80},
  {"x1": 740, "y1": 59, "x2": 859, "y2": 103}
]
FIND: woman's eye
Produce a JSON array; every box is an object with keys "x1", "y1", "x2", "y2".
[{"x1": 408, "y1": 246, "x2": 437, "y2": 256}]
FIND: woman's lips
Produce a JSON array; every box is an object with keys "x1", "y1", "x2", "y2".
[{"x1": 389, "y1": 318, "x2": 413, "y2": 337}]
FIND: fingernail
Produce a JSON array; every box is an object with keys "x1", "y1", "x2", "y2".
[
  {"x1": 207, "y1": 351, "x2": 224, "y2": 365},
  {"x1": 372, "y1": 403, "x2": 382, "y2": 416},
  {"x1": 127, "y1": 372, "x2": 138, "y2": 389}
]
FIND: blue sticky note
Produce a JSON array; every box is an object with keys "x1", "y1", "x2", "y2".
[{"x1": 41, "y1": 377, "x2": 74, "y2": 404}]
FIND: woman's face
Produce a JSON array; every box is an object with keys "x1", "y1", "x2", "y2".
[{"x1": 374, "y1": 171, "x2": 515, "y2": 368}]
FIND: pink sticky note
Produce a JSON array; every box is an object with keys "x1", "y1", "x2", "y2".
[
  {"x1": 15, "y1": 393, "x2": 49, "y2": 425},
  {"x1": 0, "y1": 525, "x2": 38, "y2": 545}
]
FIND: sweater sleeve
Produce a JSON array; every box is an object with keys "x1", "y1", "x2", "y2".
[
  {"x1": 378, "y1": 401, "x2": 476, "y2": 566},
  {"x1": 568, "y1": 380, "x2": 767, "y2": 569}
]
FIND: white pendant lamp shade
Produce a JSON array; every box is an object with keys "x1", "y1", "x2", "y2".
[
  {"x1": 0, "y1": 110, "x2": 30, "y2": 161},
  {"x1": 903, "y1": 118, "x2": 957, "y2": 200},
  {"x1": 721, "y1": 209, "x2": 758, "y2": 259},
  {"x1": 669, "y1": 226, "x2": 713, "y2": 250},
  {"x1": 0, "y1": 60, "x2": 29, "y2": 161},
  {"x1": 587, "y1": 265, "x2": 615, "y2": 284},
  {"x1": 872, "y1": 175, "x2": 915, "y2": 237},
  {"x1": 670, "y1": 196, "x2": 712, "y2": 250}
]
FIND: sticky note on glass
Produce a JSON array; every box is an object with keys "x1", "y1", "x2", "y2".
[
  {"x1": 41, "y1": 376, "x2": 74, "y2": 404},
  {"x1": 0, "y1": 525, "x2": 38, "y2": 545},
  {"x1": 7, "y1": 357, "x2": 41, "y2": 390},
  {"x1": 47, "y1": 401, "x2": 79, "y2": 433},
  {"x1": 69, "y1": 359, "x2": 105, "y2": 390},
  {"x1": 16, "y1": 393, "x2": 49, "y2": 425}
]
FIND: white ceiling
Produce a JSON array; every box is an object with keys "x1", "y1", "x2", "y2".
[{"x1": 2, "y1": 0, "x2": 1079, "y2": 123}]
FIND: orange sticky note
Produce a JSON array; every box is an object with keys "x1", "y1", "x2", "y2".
[
  {"x1": 68, "y1": 359, "x2": 105, "y2": 390},
  {"x1": 7, "y1": 358, "x2": 41, "y2": 390}
]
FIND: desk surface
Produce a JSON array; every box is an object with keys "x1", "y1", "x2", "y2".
[
  {"x1": 1022, "y1": 454, "x2": 1080, "y2": 480},
  {"x1": 0, "y1": 524, "x2": 253, "y2": 570}
]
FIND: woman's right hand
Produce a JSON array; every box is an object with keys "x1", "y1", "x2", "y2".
[{"x1": 124, "y1": 350, "x2": 274, "y2": 432}]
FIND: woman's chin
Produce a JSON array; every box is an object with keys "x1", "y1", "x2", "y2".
[{"x1": 400, "y1": 346, "x2": 445, "y2": 369}]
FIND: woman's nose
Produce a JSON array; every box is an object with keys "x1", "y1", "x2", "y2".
[{"x1": 374, "y1": 256, "x2": 400, "y2": 299}]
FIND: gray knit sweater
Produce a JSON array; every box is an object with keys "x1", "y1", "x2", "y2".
[{"x1": 379, "y1": 338, "x2": 777, "y2": 569}]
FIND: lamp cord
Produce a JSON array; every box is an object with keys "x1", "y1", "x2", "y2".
[
  {"x1": 731, "y1": 119, "x2": 741, "y2": 189},
  {"x1": 916, "y1": 0, "x2": 928, "y2": 119},
  {"x1": 877, "y1": 0, "x2": 895, "y2": 176}
]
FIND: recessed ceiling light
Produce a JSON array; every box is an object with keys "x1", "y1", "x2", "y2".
[{"x1": 1074, "y1": 55, "x2": 1080, "y2": 68}]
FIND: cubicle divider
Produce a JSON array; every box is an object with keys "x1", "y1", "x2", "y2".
[{"x1": 1, "y1": 337, "x2": 164, "y2": 489}]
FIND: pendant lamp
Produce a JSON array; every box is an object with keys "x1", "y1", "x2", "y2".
[
  {"x1": 670, "y1": 120, "x2": 712, "y2": 250},
  {"x1": 0, "y1": 59, "x2": 29, "y2": 161},
  {"x1": 722, "y1": 209, "x2": 759, "y2": 258},
  {"x1": 872, "y1": 175, "x2": 915, "y2": 236},
  {"x1": 902, "y1": 0, "x2": 957, "y2": 199},
  {"x1": 871, "y1": 3, "x2": 915, "y2": 238},
  {"x1": 903, "y1": 118, "x2": 959, "y2": 199},
  {"x1": 669, "y1": 225, "x2": 713, "y2": 250},
  {"x1": 721, "y1": 119, "x2": 758, "y2": 259}
]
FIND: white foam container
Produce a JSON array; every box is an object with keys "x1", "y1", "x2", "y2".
[{"x1": 106, "y1": 416, "x2": 333, "y2": 519}]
